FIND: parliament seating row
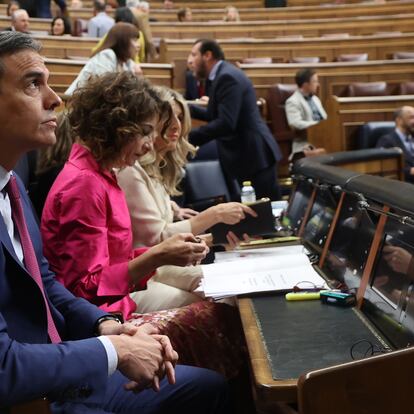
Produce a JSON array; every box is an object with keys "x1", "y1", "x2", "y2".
[
  {"x1": 241, "y1": 59, "x2": 414, "y2": 104},
  {"x1": 158, "y1": 32, "x2": 414, "y2": 64},
  {"x1": 2, "y1": 0, "x2": 412, "y2": 22},
  {"x1": 2, "y1": 12, "x2": 414, "y2": 39},
  {"x1": 144, "y1": 14, "x2": 414, "y2": 40},
  {"x1": 45, "y1": 58, "x2": 174, "y2": 96}
]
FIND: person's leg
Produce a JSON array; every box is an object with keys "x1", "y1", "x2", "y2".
[
  {"x1": 251, "y1": 164, "x2": 281, "y2": 201},
  {"x1": 130, "y1": 280, "x2": 202, "y2": 313},
  {"x1": 103, "y1": 366, "x2": 230, "y2": 414}
]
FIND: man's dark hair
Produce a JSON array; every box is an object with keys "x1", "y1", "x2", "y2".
[
  {"x1": 115, "y1": 6, "x2": 136, "y2": 24},
  {"x1": 295, "y1": 68, "x2": 316, "y2": 88},
  {"x1": 393, "y1": 107, "x2": 404, "y2": 121},
  {"x1": 0, "y1": 32, "x2": 41, "y2": 79},
  {"x1": 94, "y1": 0, "x2": 106, "y2": 12},
  {"x1": 194, "y1": 38, "x2": 225, "y2": 60}
]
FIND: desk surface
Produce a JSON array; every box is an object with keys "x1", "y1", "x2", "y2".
[{"x1": 238, "y1": 294, "x2": 388, "y2": 403}]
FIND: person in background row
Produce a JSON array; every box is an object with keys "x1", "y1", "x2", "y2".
[
  {"x1": 70, "y1": 0, "x2": 83, "y2": 8},
  {"x1": 223, "y1": 6, "x2": 240, "y2": 22},
  {"x1": 37, "y1": 0, "x2": 67, "y2": 18},
  {"x1": 164, "y1": 0, "x2": 174, "y2": 9},
  {"x1": 92, "y1": 7, "x2": 146, "y2": 63},
  {"x1": 6, "y1": 0, "x2": 20, "y2": 16},
  {"x1": 285, "y1": 68, "x2": 327, "y2": 157},
  {"x1": 376, "y1": 106, "x2": 414, "y2": 183},
  {"x1": 7, "y1": 9, "x2": 30, "y2": 33},
  {"x1": 128, "y1": 0, "x2": 157, "y2": 61},
  {"x1": 189, "y1": 39, "x2": 282, "y2": 201},
  {"x1": 65, "y1": 22, "x2": 142, "y2": 96},
  {"x1": 50, "y1": 16, "x2": 71, "y2": 36},
  {"x1": 88, "y1": 0, "x2": 115, "y2": 38},
  {"x1": 177, "y1": 7, "x2": 192, "y2": 22}
]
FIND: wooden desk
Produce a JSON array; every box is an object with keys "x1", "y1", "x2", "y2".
[
  {"x1": 238, "y1": 297, "x2": 296, "y2": 407},
  {"x1": 45, "y1": 58, "x2": 174, "y2": 95},
  {"x1": 238, "y1": 295, "x2": 388, "y2": 408},
  {"x1": 149, "y1": 13, "x2": 414, "y2": 39},
  {"x1": 240, "y1": 58, "x2": 414, "y2": 103},
  {"x1": 159, "y1": 32, "x2": 414, "y2": 64}
]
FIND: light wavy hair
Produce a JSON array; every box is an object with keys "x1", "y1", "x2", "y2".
[{"x1": 140, "y1": 87, "x2": 196, "y2": 196}]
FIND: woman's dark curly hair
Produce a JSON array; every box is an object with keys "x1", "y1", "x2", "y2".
[{"x1": 68, "y1": 71, "x2": 166, "y2": 167}]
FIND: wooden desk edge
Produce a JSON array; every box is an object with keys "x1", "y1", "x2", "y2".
[{"x1": 238, "y1": 297, "x2": 297, "y2": 403}]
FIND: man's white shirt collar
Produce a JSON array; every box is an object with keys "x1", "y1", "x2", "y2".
[{"x1": 208, "y1": 60, "x2": 223, "y2": 82}]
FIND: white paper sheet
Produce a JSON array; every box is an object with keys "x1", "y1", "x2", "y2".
[{"x1": 202, "y1": 248, "x2": 327, "y2": 298}]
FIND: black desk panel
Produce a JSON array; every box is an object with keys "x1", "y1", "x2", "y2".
[{"x1": 252, "y1": 294, "x2": 389, "y2": 380}]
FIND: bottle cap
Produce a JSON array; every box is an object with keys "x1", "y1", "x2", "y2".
[{"x1": 242, "y1": 181, "x2": 252, "y2": 186}]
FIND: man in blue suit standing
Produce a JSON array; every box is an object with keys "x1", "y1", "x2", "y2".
[
  {"x1": 188, "y1": 39, "x2": 282, "y2": 201},
  {"x1": 0, "y1": 31, "x2": 228, "y2": 413}
]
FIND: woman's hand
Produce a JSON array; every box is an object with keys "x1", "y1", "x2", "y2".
[
  {"x1": 214, "y1": 202, "x2": 257, "y2": 225},
  {"x1": 154, "y1": 233, "x2": 209, "y2": 267}
]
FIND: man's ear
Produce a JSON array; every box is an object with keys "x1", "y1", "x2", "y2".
[{"x1": 203, "y1": 50, "x2": 213, "y2": 62}]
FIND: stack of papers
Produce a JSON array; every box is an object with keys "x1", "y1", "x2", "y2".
[{"x1": 201, "y1": 245, "x2": 327, "y2": 298}]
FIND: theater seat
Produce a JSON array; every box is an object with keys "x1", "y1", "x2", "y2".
[
  {"x1": 346, "y1": 81, "x2": 387, "y2": 97},
  {"x1": 392, "y1": 51, "x2": 414, "y2": 60},
  {"x1": 290, "y1": 57, "x2": 320, "y2": 63},
  {"x1": 356, "y1": 121, "x2": 394, "y2": 149},
  {"x1": 321, "y1": 33, "x2": 350, "y2": 39},
  {"x1": 335, "y1": 53, "x2": 368, "y2": 62},
  {"x1": 241, "y1": 57, "x2": 272, "y2": 64},
  {"x1": 183, "y1": 160, "x2": 232, "y2": 210},
  {"x1": 399, "y1": 82, "x2": 414, "y2": 95},
  {"x1": 267, "y1": 83, "x2": 297, "y2": 140}
]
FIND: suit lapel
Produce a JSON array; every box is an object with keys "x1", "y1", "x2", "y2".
[{"x1": 393, "y1": 131, "x2": 412, "y2": 159}]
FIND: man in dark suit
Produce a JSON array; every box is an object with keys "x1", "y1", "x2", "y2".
[
  {"x1": 0, "y1": 31, "x2": 228, "y2": 413},
  {"x1": 188, "y1": 39, "x2": 282, "y2": 201},
  {"x1": 376, "y1": 106, "x2": 414, "y2": 183}
]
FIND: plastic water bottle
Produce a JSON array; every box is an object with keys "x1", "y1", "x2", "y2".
[{"x1": 240, "y1": 181, "x2": 256, "y2": 204}]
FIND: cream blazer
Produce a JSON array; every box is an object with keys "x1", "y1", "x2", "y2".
[
  {"x1": 117, "y1": 162, "x2": 191, "y2": 248},
  {"x1": 285, "y1": 89, "x2": 327, "y2": 153},
  {"x1": 65, "y1": 49, "x2": 135, "y2": 96}
]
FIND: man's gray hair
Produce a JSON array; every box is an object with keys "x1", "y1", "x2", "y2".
[{"x1": 0, "y1": 32, "x2": 41, "y2": 78}]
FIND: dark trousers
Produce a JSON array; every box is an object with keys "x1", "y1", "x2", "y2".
[{"x1": 52, "y1": 365, "x2": 230, "y2": 414}]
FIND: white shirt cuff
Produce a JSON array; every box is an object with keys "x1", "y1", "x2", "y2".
[{"x1": 97, "y1": 336, "x2": 118, "y2": 376}]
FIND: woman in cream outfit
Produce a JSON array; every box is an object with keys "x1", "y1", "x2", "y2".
[{"x1": 117, "y1": 87, "x2": 254, "y2": 312}]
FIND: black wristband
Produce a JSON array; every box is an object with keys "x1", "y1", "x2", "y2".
[{"x1": 94, "y1": 315, "x2": 122, "y2": 336}]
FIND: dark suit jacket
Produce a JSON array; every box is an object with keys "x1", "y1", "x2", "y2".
[
  {"x1": 189, "y1": 61, "x2": 282, "y2": 181},
  {"x1": 376, "y1": 131, "x2": 414, "y2": 183},
  {"x1": 0, "y1": 174, "x2": 109, "y2": 409}
]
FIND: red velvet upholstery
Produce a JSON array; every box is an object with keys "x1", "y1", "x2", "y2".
[
  {"x1": 321, "y1": 33, "x2": 350, "y2": 39},
  {"x1": 241, "y1": 57, "x2": 272, "y2": 64},
  {"x1": 393, "y1": 51, "x2": 414, "y2": 60},
  {"x1": 399, "y1": 82, "x2": 414, "y2": 95},
  {"x1": 267, "y1": 84, "x2": 296, "y2": 136},
  {"x1": 290, "y1": 56, "x2": 320, "y2": 63},
  {"x1": 336, "y1": 53, "x2": 368, "y2": 62},
  {"x1": 346, "y1": 81, "x2": 388, "y2": 97}
]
